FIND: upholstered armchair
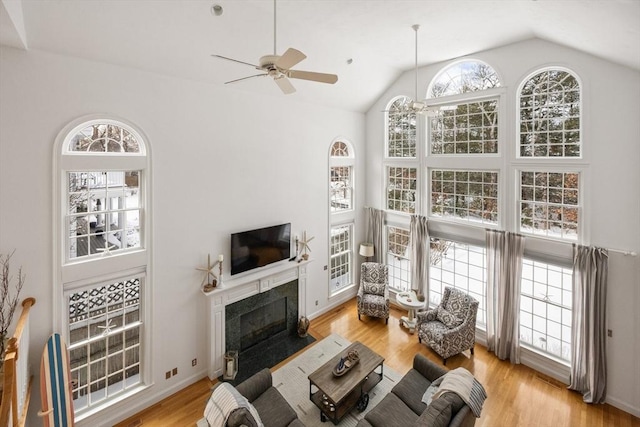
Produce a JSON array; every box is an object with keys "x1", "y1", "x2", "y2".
[
  {"x1": 416, "y1": 287, "x2": 479, "y2": 364},
  {"x1": 357, "y1": 262, "x2": 390, "y2": 324}
]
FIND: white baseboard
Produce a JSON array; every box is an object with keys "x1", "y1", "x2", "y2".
[{"x1": 605, "y1": 395, "x2": 640, "y2": 418}]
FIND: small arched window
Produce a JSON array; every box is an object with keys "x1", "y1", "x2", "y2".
[
  {"x1": 386, "y1": 96, "x2": 416, "y2": 158},
  {"x1": 518, "y1": 68, "x2": 581, "y2": 158},
  {"x1": 329, "y1": 140, "x2": 354, "y2": 213}
]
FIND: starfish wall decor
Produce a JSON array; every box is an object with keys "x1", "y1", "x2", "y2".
[{"x1": 299, "y1": 231, "x2": 314, "y2": 261}]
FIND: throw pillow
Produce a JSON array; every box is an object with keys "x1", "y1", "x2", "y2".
[
  {"x1": 362, "y1": 281, "x2": 385, "y2": 296},
  {"x1": 444, "y1": 290, "x2": 469, "y2": 320},
  {"x1": 436, "y1": 306, "x2": 463, "y2": 328},
  {"x1": 227, "y1": 407, "x2": 260, "y2": 427},
  {"x1": 419, "y1": 397, "x2": 453, "y2": 427}
]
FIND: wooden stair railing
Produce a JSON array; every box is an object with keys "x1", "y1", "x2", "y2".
[{"x1": 0, "y1": 297, "x2": 36, "y2": 427}]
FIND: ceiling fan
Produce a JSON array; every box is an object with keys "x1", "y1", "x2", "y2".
[
  {"x1": 212, "y1": 0, "x2": 338, "y2": 94},
  {"x1": 391, "y1": 24, "x2": 452, "y2": 116}
]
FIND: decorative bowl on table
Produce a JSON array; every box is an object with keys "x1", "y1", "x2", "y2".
[{"x1": 332, "y1": 350, "x2": 359, "y2": 377}]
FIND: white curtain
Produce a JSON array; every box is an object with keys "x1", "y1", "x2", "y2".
[
  {"x1": 365, "y1": 207, "x2": 385, "y2": 263},
  {"x1": 486, "y1": 229, "x2": 524, "y2": 363},
  {"x1": 409, "y1": 215, "x2": 429, "y2": 299},
  {"x1": 569, "y1": 245, "x2": 608, "y2": 404}
]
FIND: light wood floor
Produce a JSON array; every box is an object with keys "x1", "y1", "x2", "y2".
[{"x1": 116, "y1": 298, "x2": 640, "y2": 427}]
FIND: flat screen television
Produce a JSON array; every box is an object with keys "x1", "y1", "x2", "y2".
[{"x1": 230, "y1": 223, "x2": 291, "y2": 276}]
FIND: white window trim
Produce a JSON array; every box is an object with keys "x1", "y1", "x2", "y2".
[{"x1": 52, "y1": 114, "x2": 153, "y2": 419}]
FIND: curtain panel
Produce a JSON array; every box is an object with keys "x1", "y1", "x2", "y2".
[
  {"x1": 486, "y1": 229, "x2": 524, "y2": 364},
  {"x1": 569, "y1": 245, "x2": 608, "y2": 404},
  {"x1": 409, "y1": 215, "x2": 429, "y2": 299},
  {"x1": 365, "y1": 207, "x2": 385, "y2": 263}
]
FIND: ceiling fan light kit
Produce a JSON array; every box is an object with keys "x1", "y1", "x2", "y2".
[{"x1": 212, "y1": 0, "x2": 338, "y2": 94}]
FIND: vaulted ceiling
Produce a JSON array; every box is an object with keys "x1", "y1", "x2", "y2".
[{"x1": 2, "y1": 0, "x2": 639, "y2": 112}]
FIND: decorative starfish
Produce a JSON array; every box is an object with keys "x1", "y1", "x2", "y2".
[
  {"x1": 98, "y1": 318, "x2": 115, "y2": 336},
  {"x1": 97, "y1": 243, "x2": 117, "y2": 256},
  {"x1": 196, "y1": 253, "x2": 217, "y2": 286},
  {"x1": 299, "y1": 231, "x2": 314, "y2": 256}
]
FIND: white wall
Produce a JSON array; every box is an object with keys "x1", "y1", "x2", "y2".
[
  {"x1": 365, "y1": 38, "x2": 640, "y2": 416},
  {"x1": 0, "y1": 46, "x2": 365, "y2": 426}
]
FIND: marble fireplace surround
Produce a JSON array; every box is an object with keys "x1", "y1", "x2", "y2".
[{"x1": 203, "y1": 259, "x2": 309, "y2": 379}]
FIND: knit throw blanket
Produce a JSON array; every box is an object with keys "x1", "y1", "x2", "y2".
[{"x1": 426, "y1": 368, "x2": 487, "y2": 418}]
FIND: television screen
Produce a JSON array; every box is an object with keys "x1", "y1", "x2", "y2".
[{"x1": 231, "y1": 223, "x2": 291, "y2": 276}]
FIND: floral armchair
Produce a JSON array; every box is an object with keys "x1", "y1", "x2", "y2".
[
  {"x1": 416, "y1": 287, "x2": 479, "y2": 364},
  {"x1": 357, "y1": 262, "x2": 389, "y2": 324}
]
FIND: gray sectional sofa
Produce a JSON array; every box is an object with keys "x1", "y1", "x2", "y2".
[{"x1": 356, "y1": 353, "x2": 476, "y2": 427}]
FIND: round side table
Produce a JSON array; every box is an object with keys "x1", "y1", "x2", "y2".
[{"x1": 396, "y1": 291, "x2": 425, "y2": 334}]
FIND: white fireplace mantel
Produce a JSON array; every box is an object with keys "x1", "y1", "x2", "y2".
[{"x1": 202, "y1": 259, "x2": 310, "y2": 379}]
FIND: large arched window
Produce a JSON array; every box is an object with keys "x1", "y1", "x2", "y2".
[
  {"x1": 54, "y1": 117, "x2": 151, "y2": 419},
  {"x1": 328, "y1": 139, "x2": 355, "y2": 296},
  {"x1": 518, "y1": 68, "x2": 581, "y2": 158}
]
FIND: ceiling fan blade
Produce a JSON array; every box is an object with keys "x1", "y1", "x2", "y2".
[
  {"x1": 212, "y1": 54, "x2": 259, "y2": 68},
  {"x1": 274, "y1": 76, "x2": 296, "y2": 94},
  {"x1": 275, "y1": 48, "x2": 307, "y2": 70},
  {"x1": 225, "y1": 74, "x2": 268, "y2": 84},
  {"x1": 287, "y1": 70, "x2": 338, "y2": 84}
]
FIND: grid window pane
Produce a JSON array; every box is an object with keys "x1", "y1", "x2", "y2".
[
  {"x1": 68, "y1": 277, "x2": 142, "y2": 411},
  {"x1": 519, "y1": 259, "x2": 572, "y2": 361},
  {"x1": 330, "y1": 166, "x2": 353, "y2": 212},
  {"x1": 431, "y1": 169, "x2": 498, "y2": 225},
  {"x1": 67, "y1": 171, "x2": 142, "y2": 260},
  {"x1": 520, "y1": 171, "x2": 579, "y2": 240},
  {"x1": 429, "y1": 238, "x2": 486, "y2": 326},
  {"x1": 387, "y1": 227, "x2": 411, "y2": 292},
  {"x1": 387, "y1": 167, "x2": 417, "y2": 213},
  {"x1": 430, "y1": 100, "x2": 498, "y2": 154},
  {"x1": 330, "y1": 225, "x2": 353, "y2": 293},
  {"x1": 330, "y1": 141, "x2": 350, "y2": 157},
  {"x1": 519, "y1": 70, "x2": 581, "y2": 158},
  {"x1": 387, "y1": 97, "x2": 416, "y2": 158}
]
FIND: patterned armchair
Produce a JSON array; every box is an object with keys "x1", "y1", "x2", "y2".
[
  {"x1": 416, "y1": 287, "x2": 479, "y2": 364},
  {"x1": 357, "y1": 262, "x2": 389, "y2": 324}
]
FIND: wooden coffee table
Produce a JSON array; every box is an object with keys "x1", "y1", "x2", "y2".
[{"x1": 308, "y1": 341, "x2": 384, "y2": 424}]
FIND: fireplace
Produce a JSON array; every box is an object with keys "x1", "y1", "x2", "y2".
[
  {"x1": 240, "y1": 297, "x2": 287, "y2": 351},
  {"x1": 223, "y1": 279, "x2": 314, "y2": 383},
  {"x1": 204, "y1": 259, "x2": 311, "y2": 381}
]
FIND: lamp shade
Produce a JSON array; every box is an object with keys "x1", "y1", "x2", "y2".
[{"x1": 359, "y1": 243, "x2": 374, "y2": 257}]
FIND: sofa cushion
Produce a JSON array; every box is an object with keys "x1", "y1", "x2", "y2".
[
  {"x1": 362, "y1": 281, "x2": 385, "y2": 296},
  {"x1": 390, "y1": 369, "x2": 429, "y2": 416},
  {"x1": 419, "y1": 397, "x2": 453, "y2": 427},
  {"x1": 364, "y1": 392, "x2": 419, "y2": 427},
  {"x1": 251, "y1": 386, "x2": 298, "y2": 427}
]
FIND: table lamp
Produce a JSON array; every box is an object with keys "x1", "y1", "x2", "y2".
[{"x1": 359, "y1": 243, "x2": 374, "y2": 262}]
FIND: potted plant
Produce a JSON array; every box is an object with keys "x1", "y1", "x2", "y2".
[{"x1": 1, "y1": 250, "x2": 25, "y2": 360}]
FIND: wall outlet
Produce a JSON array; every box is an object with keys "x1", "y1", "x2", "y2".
[
  {"x1": 192, "y1": 358, "x2": 197, "y2": 367},
  {"x1": 315, "y1": 300, "x2": 318, "y2": 306},
  {"x1": 172, "y1": 367, "x2": 178, "y2": 376},
  {"x1": 607, "y1": 329, "x2": 613, "y2": 337},
  {"x1": 324, "y1": 265, "x2": 328, "y2": 271},
  {"x1": 165, "y1": 371, "x2": 171, "y2": 380}
]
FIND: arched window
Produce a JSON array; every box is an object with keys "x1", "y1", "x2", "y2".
[
  {"x1": 386, "y1": 96, "x2": 416, "y2": 158},
  {"x1": 429, "y1": 60, "x2": 501, "y2": 98},
  {"x1": 54, "y1": 117, "x2": 151, "y2": 418},
  {"x1": 328, "y1": 139, "x2": 355, "y2": 296},
  {"x1": 518, "y1": 68, "x2": 581, "y2": 158}
]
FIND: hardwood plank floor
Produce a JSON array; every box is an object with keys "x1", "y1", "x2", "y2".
[{"x1": 115, "y1": 298, "x2": 640, "y2": 427}]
